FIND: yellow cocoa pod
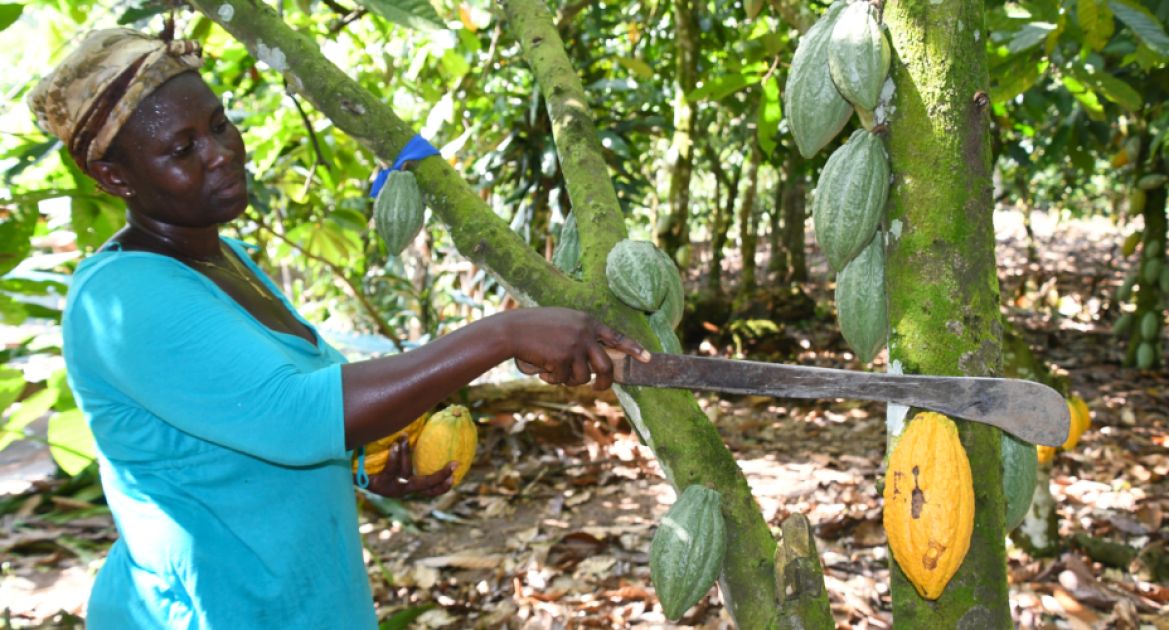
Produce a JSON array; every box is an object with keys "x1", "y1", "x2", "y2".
[
  {"x1": 352, "y1": 414, "x2": 428, "y2": 475},
  {"x1": 1036, "y1": 444, "x2": 1056, "y2": 465},
  {"x1": 1061, "y1": 395, "x2": 1091, "y2": 451},
  {"x1": 413, "y1": 405, "x2": 477, "y2": 485},
  {"x1": 883, "y1": 412, "x2": 974, "y2": 600}
]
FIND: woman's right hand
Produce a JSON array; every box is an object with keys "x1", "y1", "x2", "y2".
[{"x1": 503, "y1": 307, "x2": 649, "y2": 390}]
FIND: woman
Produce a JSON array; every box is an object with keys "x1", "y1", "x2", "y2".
[{"x1": 29, "y1": 28, "x2": 648, "y2": 629}]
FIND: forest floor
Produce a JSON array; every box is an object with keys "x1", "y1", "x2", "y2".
[{"x1": 2, "y1": 208, "x2": 1168, "y2": 629}]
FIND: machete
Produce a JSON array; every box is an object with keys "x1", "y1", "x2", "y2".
[{"x1": 601, "y1": 351, "x2": 1069, "y2": 446}]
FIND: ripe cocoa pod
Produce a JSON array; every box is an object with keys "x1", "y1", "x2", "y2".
[
  {"x1": 813, "y1": 129, "x2": 889, "y2": 272},
  {"x1": 650, "y1": 485, "x2": 727, "y2": 620},
  {"x1": 374, "y1": 170, "x2": 425, "y2": 256},
  {"x1": 413, "y1": 405, "x2": 478, "y2": 485},
  {"x1": 834, "y1": 233, "x2": 887, "y2": 363},
  {"x1": 784, "y1": 1, "x2": 853, "y2": 158},
  {"x1": 883, "y1": 412, "x2": 975, "y2": 600},
  {"x1": 828, "y1": 1, "x2": 890, "y2": 113},
  {"x1": 352, "y1": 414, "x2": 428, "y2": 476},
  {"x1": 1036, "y1": 444, "x2": 1056, "y2": 465},
  {"x1": 606, "y1": 240, "x2": 670, "y2": 312}
]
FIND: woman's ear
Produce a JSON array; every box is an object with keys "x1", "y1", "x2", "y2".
[{"x1": 89, "y1": 160, "x2": 135, "y2": 199}]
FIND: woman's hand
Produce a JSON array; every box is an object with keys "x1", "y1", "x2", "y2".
[
  {"x1": 506, "y1": 307, "x2": 649, "y2": 390},
  {"x1": 364, "y1": 438, "x2": 455, "y2": 499}
]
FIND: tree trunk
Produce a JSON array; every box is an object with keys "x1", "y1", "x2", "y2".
[
  {"x1": 187, "y1": 1, "x2": 784, "y2": 626},
  {"x1": 705, "y1": 144, "x2": 742, "y2": 295},
  {"x1": 767, "y1": 179, "x2": 782, "y2": 276},
  {"x1": 657, "y1": 0, "x2": 699, "y2": 264},
  {"x1": 735, "y1": 146, "x2": 764, "y2": 298},
  {"x1": 780, "y1": 157, "x2": 808, "y2": 282},
  {"x1": 884, "y1": 0, "x2": 1012, "y2": 625}
]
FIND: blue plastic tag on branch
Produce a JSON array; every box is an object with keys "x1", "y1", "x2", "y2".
[{"x1": 369, "y1": 134, "x2": 442, "y2": 198}]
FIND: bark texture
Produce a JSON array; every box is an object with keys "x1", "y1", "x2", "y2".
[{"x1": 883, "y1": 0, "x2": 1012, "y2": 625}]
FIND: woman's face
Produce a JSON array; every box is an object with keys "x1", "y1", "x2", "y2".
[{"x1": 97, "y1": 71, "x2": 248, "y2": 227}]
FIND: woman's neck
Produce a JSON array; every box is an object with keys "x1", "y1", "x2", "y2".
[{"x1": 123, "y1": 211, "x2": 222, "y2": 260}]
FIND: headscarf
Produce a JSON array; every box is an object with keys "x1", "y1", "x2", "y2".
[{"x1": 27, "y1": 28, "x2": 203, "y2": 174}]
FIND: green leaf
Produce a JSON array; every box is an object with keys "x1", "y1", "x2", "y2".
[
  {"x1": 1, "y1": 386, "x2": 54, "y2": 453},
  {"x1": 757, "y1": 77, "x2": 781, "y2": 157},
  {"x1": 0, "y1": 367, "x2": 24, "y2": 417},
  {"x1": 1009, "y1": 22, "x2": 1058, "y2": 53},
  {"x1": 0, "y1": 207, "x2": 35, "y2": 277},
  {"x1": 47, "y1": 409, "x2": 97, "y2": 476},
  {"x1": 1078, "y1": 0, "x2": 1115, "y2": 50},
  {"x1": 378, "y1": 603, "x2": 437, "y2": 630},
  {"x1": 687, "y1": 73, "x2": 754, "y2": 102},
  {"x1": 615, "y1": 56, "x2": 654, "y2": 80},
  {"x1": 1061, "y1": 75, "x2": 1106, "y2": 119},
  {"x1": 990, "y1": 55, "x2": 1043, "y2": 103},
  {"x1": 745, "y1": 0, "x2": 764, "y2": 20},
  {"x1": 1109, "y1": 0, "x2": 1169, "y2": 57},
  {"x1": 0, "y1": 3, "x2": 22, "y2": 33},
  {"x1": 355, "y1": 0, "x2": 446, "y2": 32},
  {"x1": 1093, "y1": 73, "x2": 1143, "y2": 110}
]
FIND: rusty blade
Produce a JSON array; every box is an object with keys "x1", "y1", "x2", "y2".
[{"x1": 609, "y1": 352, "x2": 1069, "y2": 446}]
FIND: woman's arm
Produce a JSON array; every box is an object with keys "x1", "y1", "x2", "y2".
[{"x1": 342, "y1": 307, "x2": 647, "y2": 450}]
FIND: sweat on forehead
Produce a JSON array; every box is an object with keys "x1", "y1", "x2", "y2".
[{"x1": 26, "y1": 27, "x2": 204, "y2": 174}]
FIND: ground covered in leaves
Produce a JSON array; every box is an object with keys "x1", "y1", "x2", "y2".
[{"x1": 2, "y1": 209, "x2": 1168, "y2": 629}]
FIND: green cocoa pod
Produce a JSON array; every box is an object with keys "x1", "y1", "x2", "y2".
[
  {"x1": 1122, "y1": 232, "x2": 1142, "y2": 257},
  {"x1": 1117, "y1": 275, "x2": 1136, "y2": 302},
  {"x1": 1130, "y1": 189, "x2": 1146, "y2": 215},
  {"x1": 1136, "y1": 341, "x2": 1155, "y2": 369},
  {"x1": 1138, "y1": 174, "x2": 1168, "y2": 190},
  {"x1": 1146, "y1": 240, "x2": 1165, "y2": 259},
  {"x1": 1112, "y1": 312, "x2": 1134, "y2": 337},
  {"x1": 650, "y1": 485, "x2": 727, "y2": 621},
  {"x1": 834, "y1": 233, "x2": 887, "y2": 363},
  {"x1": 813, "y1": 129, "x2": 890, "y2": 272},
  {"x1": 828, "y1": 1, "x2": 890, "y2": 113},
  {"x1": 552, "y1": 213, "x2": 581, "y2": 277},
  {"x1": 1001, "y1": 433, "x2": 1038, "y2": 533},
  {"x1": 1141, "y1": 311, "x2": 1161, "y2": 341},
  {"x1": 653, "y1": 247, "x2": 686, "y2": 328},
  {"x1": 784, "y1": 1, "x2": 853, "y2": 158},
  {"x1": 1160, "y1": 267, "x2": 1169, "y2": 293},
  {"x1": 1144, "y1": 258, "x2": 1163, "y2": 284},
  {"x1": 606, "y1": 240, "x2": 670, "y2": 312},
  {"x1": 650, "y1": 310, "x2": 682, "y2": 354},
  {"x1": 374, "y1": 170, "x2": 425, "y2": 256}
]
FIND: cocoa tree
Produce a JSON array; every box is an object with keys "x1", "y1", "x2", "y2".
[{"x1": 883, "y1": 0, "x2": 1012, "y2": 624}]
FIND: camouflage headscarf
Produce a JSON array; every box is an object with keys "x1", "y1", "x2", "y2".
[{"x1": 27, "y1": 28, "x2": 203, "y2": 174}]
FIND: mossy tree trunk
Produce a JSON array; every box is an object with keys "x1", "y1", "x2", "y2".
[
  {"x1": 189, "y1": 0, "x2": 788, "y2": 626},
  {"x1": 883, "y1": 0, "x2": 1012, "y2": 625}
]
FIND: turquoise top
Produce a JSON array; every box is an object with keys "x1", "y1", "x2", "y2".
[{"x1": 63, "y1": 239, "x2": 375, "y2": 629}]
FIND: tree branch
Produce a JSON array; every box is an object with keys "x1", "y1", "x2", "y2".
[{"x1": 500, "y1": 0, "x2": 629, "y2": 284}]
